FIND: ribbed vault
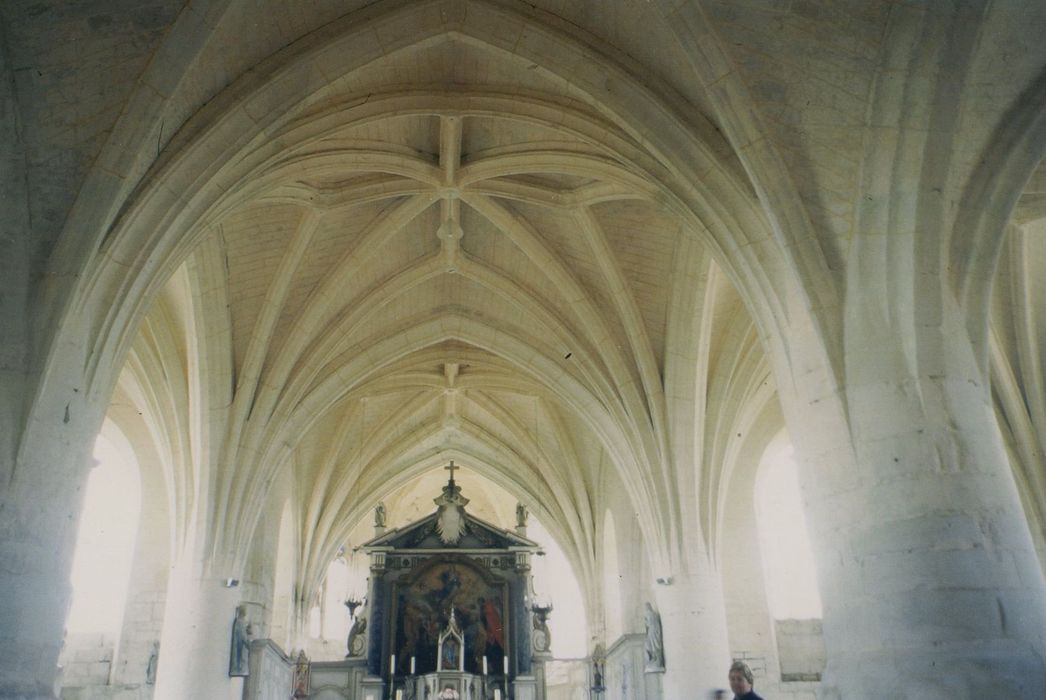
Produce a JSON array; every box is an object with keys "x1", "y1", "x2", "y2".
[{"x1": 102, "y1": 15, "x2": 777, "y2": 648}]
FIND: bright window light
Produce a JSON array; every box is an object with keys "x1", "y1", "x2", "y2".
[
  {"x1": 322, "y1": 556, "x2": 350, "y2": 640},
  {"x1": 528, "y1": 517, "x2": 587, "y2": 658},
  {"x1": 65, "y1": 432, "x2": 142, "y2": 636},
  {"x1": 754, "y1": 434, "x2": 823, "y2": 619},
  {"x1": 308, "y1": 605, "x2": 322, "y2": 639}
]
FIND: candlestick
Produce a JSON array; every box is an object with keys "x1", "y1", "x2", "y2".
[{"x1": 410, "y1": 656, "x2": 416, "y2": 674}]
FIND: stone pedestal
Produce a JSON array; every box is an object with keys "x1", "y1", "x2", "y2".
[
  {"x1": 360, "y1": 674, "x2": 385, "y2": 700},
  {"x1": 512, "y1": 674, "x2": 537, "y2": 700}
]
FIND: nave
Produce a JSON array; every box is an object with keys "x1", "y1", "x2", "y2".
[{"x1": 4, "y1": 2, "x2": 1046, "y2": 699}]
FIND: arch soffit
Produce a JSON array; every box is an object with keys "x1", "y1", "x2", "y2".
[{"x1": 952, "y1": 70, "x2": 1046, "y2": 363}]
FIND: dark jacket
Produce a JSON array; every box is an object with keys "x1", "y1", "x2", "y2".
[{"x1": 735, "y1": 692, "x2": 764, "y2": 700}]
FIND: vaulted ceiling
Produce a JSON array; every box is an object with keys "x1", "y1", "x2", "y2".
[
  {"x1": 12, "y1": 0, "x2": 1044, "y2": 634},
  {"x1": 97, "y1": 9, "x2": 772, "y2": 617}
]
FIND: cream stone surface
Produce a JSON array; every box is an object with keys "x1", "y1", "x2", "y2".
[{"x1": 2, "y1": 1, "x2": 1046, "y2": 699}]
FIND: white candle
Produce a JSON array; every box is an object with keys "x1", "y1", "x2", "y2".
[
  {"x1": 395, "y1": 692, "x2": 403, "y2": 700},
  {"x1": 391, "y1": 654, "x2": 396, "y2": 674},
  {"x1": 410, "y1": 656, "x2": 416, "y2": 674},
  {"x1": 503, "y1": 655, "x2": 508, "y2": 674},
  {"x1": 483, "y1": 657, "x2": 488, "y2": 675}
]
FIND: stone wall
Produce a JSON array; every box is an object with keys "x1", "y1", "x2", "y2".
[
  {"x1": 543, "y1": 659, "x2": 588, "y2": 700},
  {"x1": 59, "y1": 633, "x2": 154, "y2": 700},
  {"x1": 731, "y1": 618, "x2": 825, "y2": 700},
  {"x1": 60, "y1": 634, "x2": 114, "y2": 690},
  {"x1": 111, "y1": 588, "x2": 165, "y2": 687},
  {"x1": 244, "y1": 639, "x2": 294, "y2": 700},
  {"x1": 774, "y1": 619, "x2": 825, "y2": 683}
]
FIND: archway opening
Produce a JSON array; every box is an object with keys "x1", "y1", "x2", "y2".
[
  {"x1": 754, "y1": 433, "x2": 821, "y2": 619},
  {"x1": 528, "y1": 516, "x2": 586, "y2": 658},
  {"x1": 62, "y1": 426, "x2": 142, "y2": 686},
  {"x1": 754, "y1": 431, "x2": 825, "y2": 682}
]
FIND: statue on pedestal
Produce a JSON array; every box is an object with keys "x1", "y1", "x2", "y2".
[
  {"x1": 591, "y1": 643, "x2": 606, "y2": 692},
  {"x1": 292, "y1": 651, "x2": 310, "y2": 698},
  {"x1": 347, "y1": 613, "x2": 368, "y2": 657},
  {"x1": 229, "y1": 604, "x2": 252, "y2": 677},
  {"x1": 643, "y1": 602, "x2": 664, "y2": 672}
]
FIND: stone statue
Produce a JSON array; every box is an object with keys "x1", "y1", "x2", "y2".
[
  {"x1": 515, "y1": 502, "x2": 528, "y2": 528},
  {"x1": 145, "y1": 640, "x2": 159, "y2": 684},
  {"x1": 229, "y1": 604, "x2": 251, "y2": 676},
  {"x1": 375, "y1": 501, "x2": 387, "y2": 528},
  {"x1": 292, "y1": 650, "x2": 310, "y2": 698},
  {"x1": 531, "y1": 610, "x2": 550, "y2": 653},
  {"x1": 643, "y1": 602, "x2": 664, "y2": 672},
  {"x1": 591, "y1": 643, "x2": 605, "y2": 691},
  {"x1": 347, "y1": 613, "x2": 368, "y2": 657}
]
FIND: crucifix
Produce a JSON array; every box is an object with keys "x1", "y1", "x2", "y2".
[{"x1": 445, "y1": 460, "x2": 459, "y2": 485}]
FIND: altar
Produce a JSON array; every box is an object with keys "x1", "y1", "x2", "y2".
[
  {"x1": 388, "y1": 607, "x2": 514, "y2": 700},
  {"x1": 401, "y1": 671, "x2": 496, "y2": 700},
  {"x1": 247, "y1": 466, "x2": 548, "y2": 700},
  {"x1": 364, "y1": 466, "x2": 544, "y2": 700}
]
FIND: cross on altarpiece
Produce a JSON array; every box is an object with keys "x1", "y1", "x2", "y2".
[{"x1": 445, "y1": 460, "x2": 459, "y2": 484}]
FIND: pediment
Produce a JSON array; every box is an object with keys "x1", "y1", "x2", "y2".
[{"x1": 363, "y1": 512, "x2": 538, "y2": 552}]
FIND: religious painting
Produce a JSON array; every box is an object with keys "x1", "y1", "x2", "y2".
[
  {"x1": 440, "y1": 636, "x2": 461, "y2": 671},
  {"x1": 392, "y1": 560, "x2": 508, "y2": 675}
]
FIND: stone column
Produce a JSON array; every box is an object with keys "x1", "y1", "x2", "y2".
[
  {"x1": 651, "y1": 566, "x2": 731, "y2": 698},
  {"x1": 366, "y1": 550, "x2": 387, "y2": 678},
  {"x1": 0, "y1": 368, "x2": 103, "y2": 699},
  {"x1": 781, "y1": 301, "x2": 1046, "y2": 697},
  {"x1": 153, "y1": 564, "x2": 246, "y2": 700}
]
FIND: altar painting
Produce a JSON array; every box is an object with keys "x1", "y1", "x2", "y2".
[{"x1": 392, "y1": 562, "x2": 507, "y2": 675}]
